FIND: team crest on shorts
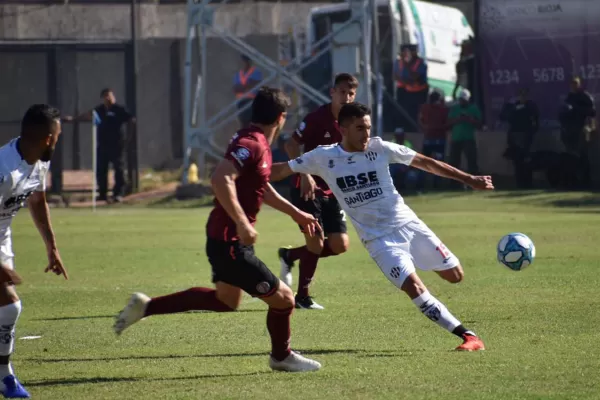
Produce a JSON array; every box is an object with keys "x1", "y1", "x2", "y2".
[
  {"x1": 256, "y1": 281, "x2": 271, "y2": 294},
  {"x1": 328, "y1": 160, "x2": 335, "y2": 168}
]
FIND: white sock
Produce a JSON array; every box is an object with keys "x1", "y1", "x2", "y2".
[
  {"x1": 0, "y1": 363, "x2": 13, "y2": 380},
  {"x1": 0, "y1": 301, "x2": 21, "y2": 378},
  {"x1": 411, "y1": 291, "x2": 461, "y2": 333}
]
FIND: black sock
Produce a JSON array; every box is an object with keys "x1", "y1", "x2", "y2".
[{"x1": 452, "y1": 325, "x2": 476, "y2": 338}]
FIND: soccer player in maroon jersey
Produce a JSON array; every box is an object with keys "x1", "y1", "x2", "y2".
[
  {"x1": 278, "y1": 73, "x2": 358, "y2": 309},
  {"x1": 114, "y1": 87, "x2": 322, "y2": 372}
]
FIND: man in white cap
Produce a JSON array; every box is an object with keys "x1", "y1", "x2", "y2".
[{"x1": 448, "y1": 89, "x2": 482, "y2": 183}]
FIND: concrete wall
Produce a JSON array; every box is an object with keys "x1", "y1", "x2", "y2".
[{"x1": 0, "y1": 3, "x2": 328, "y2": 40}]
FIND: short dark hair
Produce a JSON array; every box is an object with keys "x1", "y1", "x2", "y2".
[
  {"x1": 333, "y1": 73, "x2": 359, "y2": 89},
  {"x1": 338, "y1": 102, "x2": 371, "y2": 126},
  {"x1": 429, "y1": 90, "x2": 442, "y2": 104},
  {"x1": 21, "y1": 104, "x2": 61, "y2": 141},
  {"x1": 251, "y1": 87, "x2": 291, "y2": 125},
  {"x1": 100, "y1": 88, "x2": 113, "y2": 97}
]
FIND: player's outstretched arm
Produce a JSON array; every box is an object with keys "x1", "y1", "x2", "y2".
[
  {"x1": 27, "y1": 192, "x2": 69, "y2": 279},
  {"x1": 270, "y1": 162, "x2": 296, "y2": 182},
  {"x1": 410, "y1": 153, "x2": 494, "y2": 190},
  {"x1": 271, "y1": 148, "x2": 323, "y2": 182},
  {"x1": 211, "y1": 159, "x2": 257, "y2": 245},
  {"x1": 263, "y1": 183, "x2": 320, "y2": 237}
]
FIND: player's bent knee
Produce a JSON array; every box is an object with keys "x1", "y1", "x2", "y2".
[
  {"x1": 438, "y1": 265, "x2": 464, "y2": 284},
  {"x1": 328, "y1": 234, "x2": 350, "y2": 254},
  {"x1": 276, "y1": 284, "x2": 295, "y2": 308},
  {"x1": 262, "y1": 282, "x2": 295, "y2": 310},
  {"x1": 305, "y1": 236, "x2": 325, "y2": 255}
]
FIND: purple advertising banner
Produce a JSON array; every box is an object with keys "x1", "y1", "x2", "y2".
[{"x1": 479, "y1": 0, "x2": 600, "y2": 131}]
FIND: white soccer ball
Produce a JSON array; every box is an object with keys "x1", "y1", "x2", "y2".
[{"x1": 497, "y1": 233, "x2": 536, "y2": 271}]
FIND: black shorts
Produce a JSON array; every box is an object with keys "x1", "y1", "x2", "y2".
[
  {"x1": 205, "y1": 238, "x2": 279, "y2": 298},
  {"x1": 290, "y1": 187, "x2": 347, "y2": 235}
]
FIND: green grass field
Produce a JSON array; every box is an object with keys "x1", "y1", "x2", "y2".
[{"x1": 10, "y1": 191, "x2": 600, "y2": 399}]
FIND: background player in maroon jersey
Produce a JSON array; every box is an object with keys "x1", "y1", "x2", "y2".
[
  {"x1": 114, "y1": 87, "x2": 322, "y2": 372},
  {"x1": 278, "y1": 73, "x2": 359, "y2": 310}
]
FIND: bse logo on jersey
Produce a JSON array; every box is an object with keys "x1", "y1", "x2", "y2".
[
  {"x1": 336, "y1": 171, "x2": 383, "y2": 208},
  {"x1": 335, "y1": 171, "x2": 379, "y2": 193}
]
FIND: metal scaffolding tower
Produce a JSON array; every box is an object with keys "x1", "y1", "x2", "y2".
[{"x1": 182, "y1": 0, "x2": 378, "y2": 183}]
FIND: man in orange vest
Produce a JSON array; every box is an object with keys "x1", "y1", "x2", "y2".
[
  {"x1": 394, "y1": 44, "x2": 429, "y2": 131},
  {"x1": 233, "y1": 55, "x2": 263, "y2": 127}
]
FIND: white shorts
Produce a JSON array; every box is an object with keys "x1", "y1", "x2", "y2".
[
  {"x1": 364, "y1": 219, "x2": 459, "y2": 288},
  {"x1": 0, "y1": 236, "x2": 14, "y2": 270}
]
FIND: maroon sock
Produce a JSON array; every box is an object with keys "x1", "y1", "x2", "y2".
[
  {"x1": 144, "y1": 287, "x2": 233, "y2": 316},
  {"x1": 320, "y1": 239, "x2": 338, "y2": 258},
  {"x1": 297, "y1": 249, "x2": 320, "y2": 298},
  {"x1": 267, "y1": 307, "x2": 293, "y2": 361},
  {"x1": 287, "y1": 246, "x2": 306, "y2": 263}
]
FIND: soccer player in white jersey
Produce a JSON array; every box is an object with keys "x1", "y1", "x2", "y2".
[
  {"x1": 0, "y1": 104, "x2": 68, "y2": 398},
  {"x1": 271, "y1": 102, "x2": 493, "y2": 351}
]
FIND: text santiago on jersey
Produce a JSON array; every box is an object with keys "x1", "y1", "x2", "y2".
[{"x1": 335, "y1": 170, "x2": 384, "y2": 208}]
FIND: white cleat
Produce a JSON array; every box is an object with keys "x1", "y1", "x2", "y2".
[
  {"x1": 278, "y1": 247, "x2": 294, "y2": 287},
  {"x1": 114, "y1": 292, "x2": 150, "y2": 335},
  {"x1": 269, "y1": 351, "x2": 321, "y2": 372},
  {"x1": 295, "y1": 295, "x2": 325, "y2": 310}
]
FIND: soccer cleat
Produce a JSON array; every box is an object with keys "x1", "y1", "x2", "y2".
[
  {"x1": 1, "y1": 375, "x2": 30, "y2": 398},
  {"x1": 295, "y1": 295, "x2": 324, "y2": 310},
  {"x1": 455, "y1": 334, "x2": 485, "y2": 351},
  {"x1": 269, "y1": 351, "x2": 321, "y2": 372},
  {"x1": 113, "y1": 292, "x2": 150, "y2": 335},
  {"x1": 278, "y1": 247, "x2": 294, "y2": 287}
]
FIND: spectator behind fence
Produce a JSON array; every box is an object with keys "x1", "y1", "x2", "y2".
[
  {"x1": 417, "y1": 90, "x2": 449, "y2": 190},
  {"x1": 64, "y1": 88, "x2": 135, "y2": 203},
  {"x1": 394, "y1": 44, "x2": 428, "y2": 131},
  {"x1": 500, "y1": 88, "x2": 539, "y2": 189},
  {"x1": 558, "y1": 76, "x2": 596, "y2": 189},
  {"x1": 448, "y1": 89, "x2": 482, "y2": 187},
  {"x1": 233, "y1": 55, "x2": 263, "y2": 128}
]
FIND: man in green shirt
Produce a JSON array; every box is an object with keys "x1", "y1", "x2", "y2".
[{"x1": 448, "y1": 89, "x2": 482, "y2": 178}]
